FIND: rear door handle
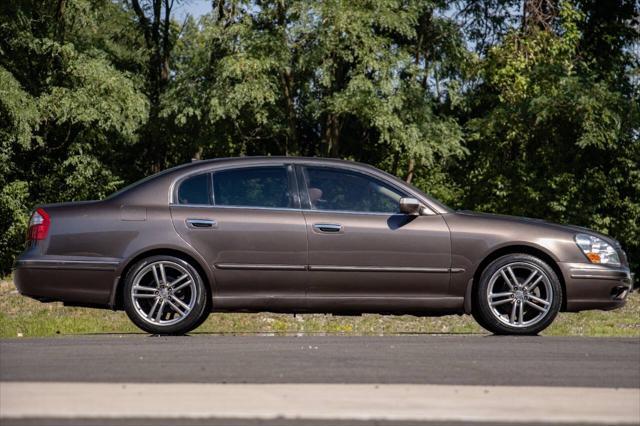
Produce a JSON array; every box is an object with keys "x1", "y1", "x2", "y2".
[
  {"x1": 186, "y1": 218, "x2": 217, "y2": 229},
  {"x1": 313, "y1": 223, "x2": 343, "y2": 233}
]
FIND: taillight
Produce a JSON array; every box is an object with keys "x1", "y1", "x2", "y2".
[{"x1": 27, "y1": 208, "x2": 50, "y2": 241}]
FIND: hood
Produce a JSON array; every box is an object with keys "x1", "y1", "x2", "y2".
[{"x1": 454, "y1": 210, "x2": 620, "y2": 246}]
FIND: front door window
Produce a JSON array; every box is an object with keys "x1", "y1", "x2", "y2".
[{"x1": 303, "y1": 167, "x2": 404, "y2": 213}]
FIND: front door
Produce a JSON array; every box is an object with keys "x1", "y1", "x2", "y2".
[
  {"x1": 298, "y1": 165, "x2": 451, "y2": 310},
  {"x1": 170, "y1": 165, "x2": 308, "y2": 306}
]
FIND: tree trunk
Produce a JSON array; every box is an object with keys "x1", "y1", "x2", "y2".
[
  {"x1": 277, "y1": 2, "x2": 296, "y2": 156},
  {"x1": 281, "y1": 70, "x2": 297, "y2": 156},
  {"x1": 392, "y1": 152, "x2": 400, "y2": 176},
  {"x1": 405, "y1": 158, "x2": 415, "y2": 183},
  {"x1": 131, "y1": 0, "x2": 175, "y2": 172},
  {"x1": 325, "y1": 113, "x2": 340, "y2": 157},
  {"x1": 193, "y1": 146, "x2": 203, "y2": 161},
  {"x1": 55, "y1": 0, "x2": 66, "y2": 40}
]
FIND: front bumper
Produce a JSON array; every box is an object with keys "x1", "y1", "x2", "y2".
[{"x1": 559, "y1": 262, "x2": 634, "y2": 312}]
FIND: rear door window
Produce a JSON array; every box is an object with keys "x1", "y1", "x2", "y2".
[
  {"x1": 213, "y1": 166, "x2": 292, "y2": 208},
  {"x1": 177, "y1": 173, "x2": 212, "y2": 205}
]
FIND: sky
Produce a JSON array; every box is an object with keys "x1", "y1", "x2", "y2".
[{"x1": 174, "y1": 0, "x2": 212, "y2": 21}]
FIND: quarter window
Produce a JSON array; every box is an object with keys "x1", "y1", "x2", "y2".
[
  {"x1": 177, "y1": 173, "x2": 212, "y2": 205},
  {"x1": 213, "y1": 166, "x2": 291, "y2": 208},
  {"x1": 303, "y1": 167, "x2": 404, "y2": 213}
]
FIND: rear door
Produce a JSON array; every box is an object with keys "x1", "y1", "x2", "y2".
[
  {"x1": 298, "y1": 165, "x2": 451, "y2": 302},
  {"x1": 170, "y1": 164, "x2": 308, "y2": 301}
]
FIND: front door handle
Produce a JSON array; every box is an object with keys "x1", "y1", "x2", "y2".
[
  {"x1": 186, "y1": 218, "x2": 217, "y2": 229},
  {"x1": 313, "y1": 223, "x2": 343, "y2": 233}
]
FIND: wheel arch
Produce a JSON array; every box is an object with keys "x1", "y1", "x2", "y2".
[
  {"x1": 464, "y1": 245, "x2": 567, "y2": 314},
  {"x1": 110, "y1": 248, "x2": 213, "y2": 310}
]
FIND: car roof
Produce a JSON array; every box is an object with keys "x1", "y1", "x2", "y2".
[
  {"x1": 157, "y1": 156, "x2": 387, "y2": 180},
  {"x1": 187, "y1": 156, "x2": 376, "y2": 168}
]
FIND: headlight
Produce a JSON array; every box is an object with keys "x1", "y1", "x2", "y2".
[{"x1": 575, "y1": 234, "x2": 621, "y2": 266}]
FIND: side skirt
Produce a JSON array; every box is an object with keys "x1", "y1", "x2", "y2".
[{"x1": 212, "y1": 295, "x2": 464, "y2": 316}]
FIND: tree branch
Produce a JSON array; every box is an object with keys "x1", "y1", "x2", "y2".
[{"x1": 131, "y1": 0, "x2": 152, "y2": 47}]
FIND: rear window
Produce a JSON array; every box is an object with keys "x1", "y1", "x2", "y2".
[
  {"x1": 178, "y1": 174, "x2": 212, "y2": 205},
  {"x1": 213, "y1": 167, "x2": 291, "y2": 208}
]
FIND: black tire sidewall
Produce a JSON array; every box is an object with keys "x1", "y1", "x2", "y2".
[
  {"x1": 474, "y1": 254, "x2": 562, "y2": 335},
  {"x1": 123, "y1": 255, "x2": 209, "y2": 335}
]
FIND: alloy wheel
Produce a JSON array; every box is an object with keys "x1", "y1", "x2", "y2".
[
  {"x1": 486, "y1": 262, "x2": 553, "y2": 328},
  {"x1": 130, "y1": 260, "x2": 198, "y2": 326}
]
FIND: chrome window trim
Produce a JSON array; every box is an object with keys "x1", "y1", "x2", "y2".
[
  {"x1": 169, "y1": 203, "x2": 218, "y2": 209},
  {"x1": 303, "y1": 209, "x2": 425, "y2": 217},
  {"x1": 296, "y1": 164, "x2": 437, "y2": 216},
  {"x1": 167, "y1": 160, "x2": 439, "y2": 215},
  {"x1": 173, "y1": 171, "x2": 213, "y2": 206},
  {"x1": 169, "y1": 203, "x2": 304, "y2": 213},
  {"x1": 169, "y1": 203, "x2": 434, "y2": 217},
  {"x1": 168, "y1": 162, "x2": 290, "y2": 205}
]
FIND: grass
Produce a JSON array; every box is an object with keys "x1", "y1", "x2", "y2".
[{"x1": 1, "y1": 277, "x2": 638, "y2": 338}]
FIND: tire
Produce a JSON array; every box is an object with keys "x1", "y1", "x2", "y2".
[
  {"x1": 123, "y1": 255, "x2": 209, "y2": 335},
  {"x1": 189, "y1": 292, "x2": 213, "y2": 331},
  {"x1": 472, "y1": 254, "x2": 562, "y2": 335}
]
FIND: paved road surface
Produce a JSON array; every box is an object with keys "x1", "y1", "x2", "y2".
[
  {"x1": 1, "y1": 335, "x2": 639, "y2": 425},
  {"x1": 1, "y1": 334, "x2": 639, "y2": 387}
]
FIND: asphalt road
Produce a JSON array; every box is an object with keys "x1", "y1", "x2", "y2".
[
  {"x1": 1, "y1": 335, "x2": 639, "y2": 426},
  {"x1": 1, "y1": 334, "x2": 639, "y2": 387}
]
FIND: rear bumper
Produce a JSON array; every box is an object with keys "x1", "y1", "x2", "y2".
[
  {"x1": 14, "y1": 257, "x2": 120, "y2": 307},
  {"x1": 559, "y1": 262, "x2": 634, "y2": 312}
]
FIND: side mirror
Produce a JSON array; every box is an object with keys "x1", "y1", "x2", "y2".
[{"x1": 399, "y1": 197, "x2": 422, "y2": 215}]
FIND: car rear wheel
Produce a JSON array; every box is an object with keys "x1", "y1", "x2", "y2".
[
  {"x1": 472, "y1": 254, "x2": 562, "y2": 335},
  {"x1": 123, "y1": 255, "x2": 209, "y2": 335}
]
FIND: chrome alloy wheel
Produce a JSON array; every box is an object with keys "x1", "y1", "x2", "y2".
[
  {"x1": 130, "y1": 261, "x2": 197, "y2": 326},
  {"x1": 486, "y1": 262, "x2": 553, "y2": 328}
]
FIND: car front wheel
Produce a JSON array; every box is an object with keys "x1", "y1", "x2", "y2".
[
  {"x1": 123, "y1": 255, "x2": 209, "y2": 335},
  {"x1": 472, "y1": 254, "x2": 562, "y2": 335}
]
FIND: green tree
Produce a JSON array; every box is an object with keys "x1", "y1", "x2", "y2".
[
  {"x1": 164, "y1": 0, "x2": 465, "y2": 178},
  {"x1": 453, "y1": 1, "x2": 640, "y2": 270},
  {"x1": 0, "y1": 0, "x2": 148, "y2": 273}
]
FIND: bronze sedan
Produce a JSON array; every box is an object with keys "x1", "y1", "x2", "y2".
[{"x1": 14, "y1": 157, "x2": 635, "y2": 335}]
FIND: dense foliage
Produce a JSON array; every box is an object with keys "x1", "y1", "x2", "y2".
[{"x1": 1, "y1": 0, "x2": 638, "y2": 273}]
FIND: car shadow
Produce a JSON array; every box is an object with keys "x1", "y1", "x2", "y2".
[{"x1": 75, "y1": 331, "x2": 491, "y2": 337}]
